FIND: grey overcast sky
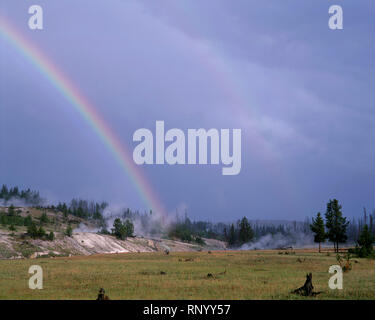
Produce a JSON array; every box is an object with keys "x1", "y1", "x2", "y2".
[{"x1": 0, "y1": 0, "x2": 374, "y2": 221}]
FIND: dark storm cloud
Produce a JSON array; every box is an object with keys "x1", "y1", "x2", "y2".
[{"x1": 0, "y1": 0, "x2": 374, "y2": 220}]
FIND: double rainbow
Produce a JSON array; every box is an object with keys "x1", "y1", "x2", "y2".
[{"x1": 0, "y1": 17, "x2": 166, "y2": 216}]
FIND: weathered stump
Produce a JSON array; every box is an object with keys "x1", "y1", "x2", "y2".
[
  {"x1": 96, "y1": 288, "x2": 110, "y2": 300},
  {"x1": 292, "y1": 273, "x2": 314, "y2": 296}
]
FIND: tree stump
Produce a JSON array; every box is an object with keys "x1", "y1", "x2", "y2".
[
  {"x1": 96, "y1": 288, "x2": 110, "y2": 300},
  {"x1": 292, "y1": 273, "x2": 314, "y2": 296}
]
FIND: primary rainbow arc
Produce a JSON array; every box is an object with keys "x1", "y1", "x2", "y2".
[{"x1": 0, "y1": 17, "x2": 166, "y2": 216}]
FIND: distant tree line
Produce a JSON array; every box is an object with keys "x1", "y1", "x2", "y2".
[
  {"x1": 55, "y1": 199, "x2": 107, "y2": 223},
  {"x1": 224, "y1": 217, "x2": 254, "y2": 246},
  {"x1": 2, "y1": 185, "x2": 374, "y2": 254},
  {"x1": 0, "y1": 184, "x2": 44, "y2": 206}
]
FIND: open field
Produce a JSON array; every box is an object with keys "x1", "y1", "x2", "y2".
[{"x1": 0, "y1": 249, "x2": 374, "y2": 300}]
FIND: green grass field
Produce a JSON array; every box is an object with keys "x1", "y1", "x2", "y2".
[{"x1": 0, "y1": 250, "x2": 374, "y2": 300}]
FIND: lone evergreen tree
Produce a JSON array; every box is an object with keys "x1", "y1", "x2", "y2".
[
  {"x1": 238, "y1": 217, "x2": 254, "y2": 245},
  {"x1": 65, "y1": 225, "x2": 73, "y2": 237},
  {"x1": 325, "y1": 199, "x2": 349, "y2": 253},
  {"x1": 124, "y1": 219, "x2": 134, "y2": 238},
  {"x1": 7, "y1": 205, "x2": 15, "y2": 217},
  {"x1": 310, "y1": 212, "x2": 326, "y2": 253},
  {"x1": 47, "y1": 231, "x2": 55, "y2": 241},
  {"x1": 40, "y1": 211, "x2": 49, "y2": 224},
  {"x1": 356, "y1": 224, "x2": 374, "y2": 257},
  {"x1": 27, "y1": 222, "x2": 39, "y2": 239},
  {"x1": 228, "y1": 223, "x2": 237, "y2": 246}
]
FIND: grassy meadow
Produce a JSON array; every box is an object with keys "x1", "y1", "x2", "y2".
[{"x1": 0, "y1": 249, "x2": 374, "y2": 300}]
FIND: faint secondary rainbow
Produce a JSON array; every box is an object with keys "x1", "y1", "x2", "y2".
[
  {"x1": 0, "y1": 17, "x2": 166, "y2": 216},
  {"x1": 168, "y1": 1, "x2": 296, "y2": 209}
]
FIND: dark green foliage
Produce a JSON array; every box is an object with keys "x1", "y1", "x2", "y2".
[
  {"x1": 354, "y1": 225, "x2": 374, "y2": 258},
  {"x1": 112, "y1": 218, "x2": 134, "y2": 240},
  {"x1": 228, "y1": 224, "x2": 237, "y2": 246},
  {"x1": 168, "y1": 224, "x2": 193, "y2": 242},
  {"x1": 56, "y1": 199, "x2": 107, "y2": 222},
  {"x1": 24, "y1": 215, "x2": 33, "y2": 227},
  {"x1": 0, "y1": 184, "x2": 43, "y2": 205},
  {"x1": 99, "y1": 227, "x2": 110, "y2": 235},
  {"x1": 47, "y1": 231, "x2": 55, "y2": 241},
  {"x1": 238, "y1": 217, "x2": 254, "y2": 245},
  {"x1": 65, "y1": 225, "x2": 73, "y2": 237},
  {"x1": 310, "y1": 212, "x2": 327, "y2": 252},
  {"x1": 8, "y1": 224, "x2": 16, "y2": 231},
  {"x1": 37, "y1": 226, "x2": 46, "y2": 237},
  {"x1": 225, "y1": 218, "x2": 254, "y2": 247},
  {"x1": 7, "y1": 205, "x2": 15, "y2": 217},
  {"x1": 325, "y1": 199, "x2": 349, "y2": 253},
  {"x1": 27, "y1": 222, "x2": 46, "y2": 239},
  {"x1": 0, "y1": 206, "x2": 27, "y2": 227},
  {"x1": 40, "y1": 211, "x2": 49, "y2": 224},
  {"x1": 27, "y1": 223, "x2": 39, "y2": 238},
  {"x1": 124, "y1": 219, "x2": 134, "y2": 238},
  {"x1": 194, "y1": 236, "x2": 205, "y2": 245},
  {"x1": 168, "y1": 213, "x2": 224, "y2": 243}
]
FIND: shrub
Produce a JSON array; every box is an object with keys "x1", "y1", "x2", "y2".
[
  {"x1": 27, "y1": 222, "x2": 39, "y2": 239},
  {"x1": 37, "y1": 226, "x2": 46, "y2": 238},
  {"x1": 24, "y1": 215, "x2": 33, "y2": 227},
  {"x1": 112, "y1": 218, "x2": 134, "y2": 240},
  {"x1": 65, "y1": 225, "x2": 73, "y2": 237},
  {"x1": 40, "y1": 212, "x2": 49, "y2": 224},
  {"x1": 47, "y1": 231, "x2": 55, "y2": 241},
  {"x1": 99, "y1": 227, "x2": 110, "y2": 235},
  {"x1": 195, "y1": 236, "x2": 205, "y2": 245}
]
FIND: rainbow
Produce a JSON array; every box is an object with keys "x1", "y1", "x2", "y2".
[
  {"x1": 0, "y1": 17, "x2": 166, "y2": 216},
  {"x1": 166, "y1": 1, "x2": 295, "y2": 209}
]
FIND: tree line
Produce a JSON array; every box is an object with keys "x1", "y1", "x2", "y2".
[
  {"x1": 310, "y1": 199, "x2": 374, "y2": 257},
  {"x1": 0, "y1": 184, "x2": 44, "y2": 205},
  {"x1": 55, "y1": 199, "x2": 107, "y2": 222},
  {"x1": 1, "y1": 185, "x2": 374, "y2": 255}
]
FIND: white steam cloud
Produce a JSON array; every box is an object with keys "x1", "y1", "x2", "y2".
[{"x1": 240, "y1": 232, "x2": 315, "y2": 250}]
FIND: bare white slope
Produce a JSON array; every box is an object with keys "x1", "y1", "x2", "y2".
[{"x1": 0, "y1": 231, "x2": 227, "y2": 259}]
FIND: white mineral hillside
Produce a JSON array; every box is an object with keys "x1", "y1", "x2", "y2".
[{"x1": 0, "y1": 231, "x2": 227, "y2": 259}]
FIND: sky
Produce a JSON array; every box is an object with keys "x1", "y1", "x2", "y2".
[{"x1": 0, "y1": 0, "x2": 374, "y2": 221}]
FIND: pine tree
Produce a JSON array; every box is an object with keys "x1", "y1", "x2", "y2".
[
  {"x1": 228, "y1": 223, "x2": 237, "y2": 246},
  {"x1": 65, "y1": 225, "x2": 73, "y2": 237},
  {"x1": 0, "y1": 185, "x2": 8, "y2": 198},
  {"x1": 223, "y1": 227, "x2": 227, "y2": 241},
  {"x1": 112, "y1": 218, "x2": 129, "y2": 240},
  {"x1": 238, "y1": 217, "x2": 254, "y2": 245},
  {"x1": 47, "y1": 231, "x2": 55, "y2": 241},
  {"x1": 37, "y1": 226, "x2": 46, "y2": 238},
  {"x1": 357, "y1": 225, "x2": 374, "y2": 257},
  {"x1": 27, "y1": 222, "x2": 39, "y2": 239},
  {"x1": 124, "y1": 219, "x2": 134, "y2": 237},
  {"x1": 40, "y1": 211, "x2": 49, "y2": 224},
  {"x1": 325, "y1": 199, "x2": 349, "y2": 253},
  {"x1": 7, "y1": 205, "x2": 15, "y2": 217},
  {"x1": 310, "y1": 212, "x2": 326, "y2": 252},
  {"x1": 24, "y1": 215, "x2": 33, "y2": 227}
]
